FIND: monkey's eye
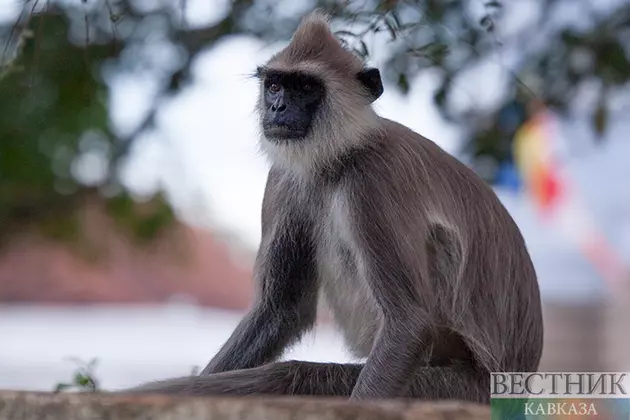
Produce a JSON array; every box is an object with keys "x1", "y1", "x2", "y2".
[
  {"x1": 268, "y1": 83, "x2": 281, "y2": 93},
  {"x1": 303, "y1": 83, "x2": 312, "y2": 91}
]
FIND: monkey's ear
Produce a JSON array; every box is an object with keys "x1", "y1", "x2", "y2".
[
  {"x1": 255, "y1": 66, "x2": 267, "y2": 79},
  {"x1": 357, "y1": 67, "x2": 383, "y2": 102}
]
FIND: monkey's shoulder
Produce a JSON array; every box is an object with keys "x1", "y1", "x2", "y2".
[{"x1": 317, "y1": 131, "x2": 430, "y2": 189}]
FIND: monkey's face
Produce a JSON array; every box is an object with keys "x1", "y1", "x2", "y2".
[{"x1": 258, "y1": 69, "x2": 326, "y2": 142}]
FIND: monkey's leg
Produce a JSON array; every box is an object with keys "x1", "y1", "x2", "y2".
[
  {"x1": 406, "y1": 365, "x2": 490, "y2": 404},
  {"x1": 120, "y1": 361, "x2": 489, "y2": 403}
]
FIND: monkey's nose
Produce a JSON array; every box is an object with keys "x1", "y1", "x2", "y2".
[{"x1": 271, "y1": 103, "x2": 287, "y2": 113}]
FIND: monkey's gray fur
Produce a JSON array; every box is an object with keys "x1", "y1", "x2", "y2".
[{"x1": 120, "y1": 10, "x2": 544, "y2": 403}]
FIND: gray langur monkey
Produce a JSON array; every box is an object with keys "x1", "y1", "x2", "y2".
[{"x1": 122, "y1": 10, "x2": 544, "y2": 403}]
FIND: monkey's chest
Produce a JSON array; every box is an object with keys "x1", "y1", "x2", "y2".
[{"x1": 316, "y1": 210, "x2": 382, "y2": 359}]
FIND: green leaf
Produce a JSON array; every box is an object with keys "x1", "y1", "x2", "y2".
[
  {"x1": 333, "y1": 30, "x2": 358, "y2": 38},
  {"x1": 358, "y1": 40, "x2": 369, "y2": 58},
  {"x1": 397, "y1": 72, "x2": 410, "y2": 94},
  {"x1": 592, "y1": 100, "x2": 607, "y2": 138},
  {"x1": 389, "y1": 10, "x2": 402, "y2": 28},
  {"x1": 74, "y1": 373, "x2": 90, "y2": 386},
  {"x1": 384, "y1": 17, "x2": 397, "y2": 40}
]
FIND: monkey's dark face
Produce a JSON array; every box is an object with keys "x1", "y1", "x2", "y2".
[{"x1": 259, "y1": 70, "x2": 326, "y2": 141}]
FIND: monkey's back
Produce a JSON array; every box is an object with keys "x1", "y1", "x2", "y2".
[
  {"x1": 388, "y1": 118, "x2": 542, "y2": 373},
  {"x1": 318, "y1": 118, "x2": 543, "y2": 374}
]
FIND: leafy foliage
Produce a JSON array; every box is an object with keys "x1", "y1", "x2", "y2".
[
  {"x1": 1, "y1": 0, "x2": 628, "y2": 247},
  {"x1": 321, "y1": 0, "x2": 630, "y2": 181},
  {"x1": 0, "y1": 5, "x2": 176, "y2": 250},
  {"x1": 54, "y1": 357, "x2": 100, "y2": 393}
]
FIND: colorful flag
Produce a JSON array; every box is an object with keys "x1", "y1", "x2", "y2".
[
  {"x1": 513, "y1": 109, "x2": 563, "y2": 218},
  {"x1": 513, "y1": 105, "x2": 628, "y2": 288}
]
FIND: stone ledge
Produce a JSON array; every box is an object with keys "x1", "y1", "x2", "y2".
[{"x1": 0, "y1": 391, "x2": 491, "y2": 420}]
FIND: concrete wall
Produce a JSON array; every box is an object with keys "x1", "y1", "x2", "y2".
[
  {"x1": 603, "y1": 284, "x2": 630, "y2": 371},
  {"x1": 539, "y1": 301, "x2": 606, "y2": 371},
  {"x1": 540, "y1": 294, "x2": 630, "y2": 372}
]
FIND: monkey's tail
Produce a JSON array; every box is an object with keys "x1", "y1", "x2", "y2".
[{"x1": 117, "y1": 360, "x2": 490, "y2": 404}]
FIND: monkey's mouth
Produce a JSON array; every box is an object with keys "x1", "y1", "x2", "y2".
[{"x1": 263, "y1": 125, "x2": 307, "y2": 141}]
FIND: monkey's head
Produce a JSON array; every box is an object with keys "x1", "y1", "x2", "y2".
[{"x1": 255, "y1": 10, "x2": 384, "y2": 170}]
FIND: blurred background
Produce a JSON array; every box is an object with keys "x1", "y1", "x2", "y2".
[{"x1": 0, "y1": 0, "x2": 629, "y2": 393}]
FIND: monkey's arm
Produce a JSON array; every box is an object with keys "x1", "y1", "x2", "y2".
[
  {"x1": 345, "y1": 174, "x2": 435, "y2": 401},
  {"x1": 201, "y1": 176, "x2": 318, "y2": 375}
]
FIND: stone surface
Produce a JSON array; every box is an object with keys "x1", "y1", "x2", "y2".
[{"x1": 0, "y1": 391, "x2": 491, "y2": 420}]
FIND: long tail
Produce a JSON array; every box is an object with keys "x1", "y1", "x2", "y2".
[{"x1": 118, "y1": 361, "x2": 490, "y2": 404}]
